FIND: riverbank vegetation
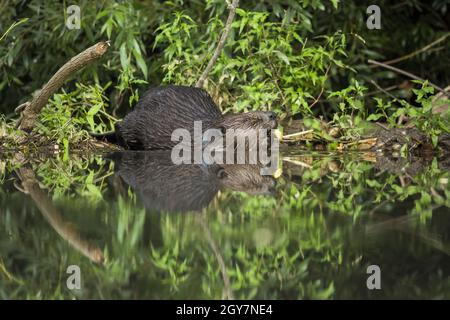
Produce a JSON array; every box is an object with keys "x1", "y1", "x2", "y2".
[
  {"x1": 1, "y1": 0, "x2": 450, "y2": 300},
  {"x1": 0, "y1": 0, "x2": 449, "y2": 155}
]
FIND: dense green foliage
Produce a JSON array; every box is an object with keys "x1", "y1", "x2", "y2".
[
  {"x1": 1, "y1": 1, "x2": 450, "y2": 300},
  {"x1": 1, "y1": 1, "x2": 449, "y2": 122}
]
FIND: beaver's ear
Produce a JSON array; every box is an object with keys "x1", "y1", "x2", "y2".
[
  {"x1": 219, "y1": 126, "x2": 226, "y2": 134},
  {"x1": 216, "y1": 167, "x2": 227, "y2": 179}
]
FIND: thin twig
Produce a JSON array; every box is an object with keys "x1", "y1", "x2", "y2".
[
  {"x1": 196, "y1": 0, "x2": 240, "y2": 88},
  {"x1": 282, "y1": 129, "x2": 313, "y2": 140},
  {"x1": 0, "y1": 258, "x2": 24, "y2": 285},
  {"x1": 197, "y1": 213, "x2": 234, "y2": 300},
  {"x1": 308, "y1": 65, "x2": 331, "y2": 109},
  {"x1": 0, "y1": 18, "x2": 29, "y2": 42},
  {"x1": 370, "y1": 80, "x2": 399, "y2": 101},
  {"x1": 368, "y1": 59, "x2": 450, "y2": 97},
  {"x1": 282, "y1": 157, "x2": 313, "y2": 169},
  {"x1": 365, "y1": 84, "x2": 401, "y2": 97},
  {"x1": 18, "y1": 42, "x2": 110, "y2": 132},
  {"x1": 372, "y1": 33, "x2": 450, "y2": 67}
]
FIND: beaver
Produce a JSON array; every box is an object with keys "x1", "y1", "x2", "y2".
[
  {"x1": 94, "y1": 85, "x2": 277, "y2": 150},
  {"x1": 110, "y1": 151, "x2": 276, "y2": 212}
]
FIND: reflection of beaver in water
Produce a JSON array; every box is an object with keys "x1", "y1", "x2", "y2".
[
  {"x1": 110, "y1": 151, "x2": 276, "y2": 212},
  {"x1": 96, "y1": 85, "x2": 277, "y2": 150}
]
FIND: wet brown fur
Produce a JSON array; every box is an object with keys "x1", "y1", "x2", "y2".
[
  {"x1": 111, "y1": 151, "x2": 276, "y2": 212},
  {"x1": 109, "y1": 85, "x2": 277, "y2": 150}
]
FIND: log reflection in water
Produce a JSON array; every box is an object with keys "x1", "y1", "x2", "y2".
[{"x1": 17, "y1": 166, "x2": 104, "y2": 264}]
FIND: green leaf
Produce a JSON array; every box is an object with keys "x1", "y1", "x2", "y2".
[
  {"x1": 87, "y1": 103, "x2": 102, "y2": 116},
  {"x1": 120, "y1": 43, "x2": 128, "y2": 70},
  {"x1": 133, "y1": 48, "x2": 148, "y2": 79},
  {"x1": 367, "y1": 113, "x2": 384, "y2": 121},
  {"x1": 274, "y1": 50, "x2": 290, "y2": 65}
]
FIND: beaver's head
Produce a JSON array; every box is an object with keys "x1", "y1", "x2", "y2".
[
  {"x1": 216, "y1": 164, "x2": 277, "y2": 195},
  {"x1": 219, "y1": 111, "x2": 278, "y2": 132}
]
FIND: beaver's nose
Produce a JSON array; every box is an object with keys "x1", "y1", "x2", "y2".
[
  {"x1": 262, "y1": 184, "x2": 277, "y2": 196},
  {"x1": 264, "y1": 111, "x2": 278, "y2": 128},
  {"x1": 262, "y1": 178, "x2": 277, "y2": 195}
]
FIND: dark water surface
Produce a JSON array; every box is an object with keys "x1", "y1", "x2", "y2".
[{"x1": 1, "y1": 150, "x2": 449, "y2": 299}]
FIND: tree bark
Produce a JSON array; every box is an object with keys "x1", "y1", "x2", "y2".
[{"x1": 18, "y1": 41, "x2": 110, "y2": 132}]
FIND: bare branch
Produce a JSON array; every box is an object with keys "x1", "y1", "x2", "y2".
[
  {"x1": 371, "y1": 33, "x2": 450, "y2": 67},
  {"x1": 196, "y1": 0, "x2": 240, "y2": 88},
  {"x1": 308, "y1": 64, "x2": 331, "y2": 109},
  {"x1": 368, "y1": 59, "x2": 450, "y2": 97},
  {"x1": 18, "y1": 41, "x2": 110, "y2": 132},
  {"x1": 370, "y1": 80, "x2": 399, "y2": 101}
]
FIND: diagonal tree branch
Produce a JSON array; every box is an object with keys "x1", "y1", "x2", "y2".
[
  {"x1": 371, "y1": 33, "x2": 450, "y2": 67},
  {"x1": 196, "y1": 0, "x2": 240, "y2": 88},
  {"x1": 18, "y1": 41, "x2": 110, "y2": 132},
  {"x1": 368, "y1": 59, "x2": 450, "y2": 97}
]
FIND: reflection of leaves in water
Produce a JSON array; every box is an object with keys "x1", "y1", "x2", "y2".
[{"x1": 0, "y1": 151, "x2": 449, "y2": 299}]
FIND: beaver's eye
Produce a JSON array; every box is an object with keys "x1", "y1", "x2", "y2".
[
  {"x1": 265, "y1": 111, "x2": 276, "y2": 121},
  {"x1": 216, "y1": 167, "x2": 227, "y2": 179},
  {"x1": 220, "y1": 126, "x2": 226, "y2": 134}
]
